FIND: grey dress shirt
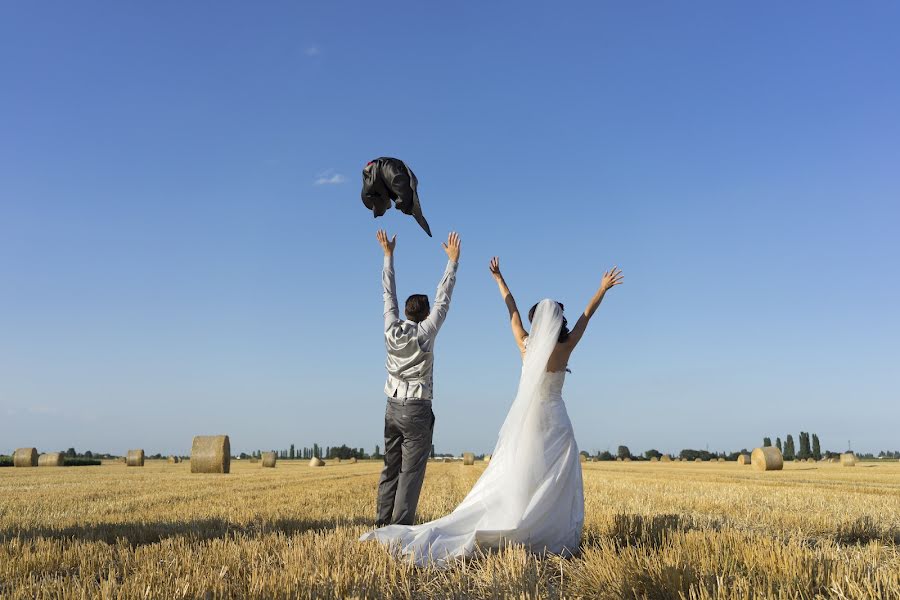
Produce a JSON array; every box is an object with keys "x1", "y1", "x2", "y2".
[{"x1": 383, "y1": 255, "x2": 458, "y2": 399}]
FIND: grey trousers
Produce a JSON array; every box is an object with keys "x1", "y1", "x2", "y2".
[{"x1": 376, "y1": 397, "x2": 435, "y2": 526}]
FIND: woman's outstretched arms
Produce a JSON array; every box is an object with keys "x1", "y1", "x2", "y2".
[
  {"x1": 489, "y1": 257, "x2": 528, "y2": 353},
  {"x1": 564, "y1": 266, "x2": 624, "y2": 350}
]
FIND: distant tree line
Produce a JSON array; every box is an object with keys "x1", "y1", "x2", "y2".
[
  {"x1": 583, "y1": 432, "x2": 897, "y2": 462},
  {"x1": 237, "y1": 443, "x2": 371, "y2": 461}
]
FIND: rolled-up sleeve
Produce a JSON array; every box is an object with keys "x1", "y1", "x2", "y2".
[{"x1": 417, "y1": 260, "x2": 458, "y2": 348}]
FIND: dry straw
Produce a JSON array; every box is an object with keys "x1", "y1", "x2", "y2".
[
  {"x1": 463, "y1": 452, "x2": 475, "y2": 465},
  {"x1": 190, "y1": 436, "x2": 231, "y2": 474},
  {"x1": 38, "y1": 452, "x2": 64, "y2": 467},
  {"x1": 126, "y1": 449, "x2": 145, "y2": 467},
  {"x1": 309, "y1": 457, "x2": 324, "y2": 467},
  {"x1": 262, "y1": 452, "x2": 277, "y2": 468},
  {"x1": 13, "y1": 448, "x2": 38, "y2": 467},
  {"x1": 751, "y1": 446, "x2": 784, "y2": 471},
  {"x1": 737, "y1": 453, "x2": 751, "y2": 465},
  {"x1": 840, "y1": 452, "x2": 857, "y2": 467}
]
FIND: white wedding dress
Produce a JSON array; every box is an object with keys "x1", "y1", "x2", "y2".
[{"x1": 360, "y1": 299, "x2": 584, "y2": 567}]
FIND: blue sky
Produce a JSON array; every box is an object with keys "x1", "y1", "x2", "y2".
[{"x1": 2, "y1": 2, "x2": 898, "y2": 457}]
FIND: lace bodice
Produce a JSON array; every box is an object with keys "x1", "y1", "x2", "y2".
[{"x1": 539, "y1": 370, "x2": 566, "y2": 400}]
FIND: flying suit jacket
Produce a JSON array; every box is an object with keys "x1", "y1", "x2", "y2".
[{"x1": 361, "y1": 157, "x2": 432, "y2": 237}]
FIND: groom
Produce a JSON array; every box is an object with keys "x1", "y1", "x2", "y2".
[{"x1": 374, "y1": 229, "x2": 461, "y2": 526}]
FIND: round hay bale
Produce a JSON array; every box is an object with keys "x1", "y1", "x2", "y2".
[
  {"x1": 737, "y1": 453, "x2": 751, "y2": 465},
  {"x1": 579, "y1": 454, "x2": 587, "y2": 463},
  {"x1": 717, "y1": 457, "x2": 725, "y2": 462},
  {"x1": 13, "y1": 448, "x2": 38, "y2": 467},
  {"x1": 483, "y1": 454, "x2": 491, "y2": 462},
  {"x1": 167, "y1": 456, "x2": 181, "y2": 464},
  {"x1": 309, "y1": 457, "x2": 324, "y2": 467},
  {"x1": 840, "y1": 452, "x2": 857, "y2": 467},
  {"x1": 650, "y1": 456, "x2": 659, "y2": 462},
  {"x1": 623, "y1": 457, "x2": 632, "y2": 462},
  {"x1": 126, "y1": 449, "x2": 145, "y2": 467},
  {"x1": 190, "y1": 436, "x2": 230, "y2": 474},
  {"x1": 335, "y1": 457, "x2": 342, "y2": 464},
  {"x1": 616, "y1": 457, "x2": 623, "y2": 462},
  {"x1": 249, "y1": 458, "x2": 259, "y2": 464},
  {"x1": 694, "y1": 458, "x2": 702, "y2": 462},
  {"x1": 261, "y1": 452, "x2": 277, "y2": 468},
  {"x1": 463, "y1": 452, "x2": 475, "y2": 466},
  {"x1": 442, "y1": 457, "x2": 451, "y2": 463},
  {"x1": 751, "y1": 446, "x2": 783, "y2": 471},
  {"x1": 661, "y1": 455, "x2": 672, "y2": 462},
  {"x1": 348, "y1": 457, "x2": 357, "y2": 464},
  {"x1": 38, "y1": 452, "x2": 64, "y2": 467}
]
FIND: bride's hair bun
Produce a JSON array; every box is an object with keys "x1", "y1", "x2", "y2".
[{"x1": 527, "y1": 302, "x2": 570, "y2": 343}]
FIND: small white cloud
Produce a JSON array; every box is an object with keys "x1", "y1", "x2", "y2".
[
  {"x1": 314, "y1": 170, "x2": 346, "y2": 185},
  {"x1": 305, "y1": 46, "x2": 320, "y2": 57}
]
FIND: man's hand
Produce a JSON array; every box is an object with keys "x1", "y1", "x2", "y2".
[
  {"x1": 442, "y1": 231, "x2": 461, "y2": 262},
  {"x1": 376, "y1": 230, "x2": 396, "y2": 257},
  {"x1": 600, "y1": 266, "x2": 624, "y2": 292},
  {"x1": 489, "y1": 256, "x2": 502, "y2": 281}
]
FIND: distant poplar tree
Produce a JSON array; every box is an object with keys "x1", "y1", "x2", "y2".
[
  {"x1": 812, "y1": 434, "x2": 821, "y2": 460},
  {"x1": 290, "y1": 444, "x2": 295, "y2": 459},
  {"x1": 784, "y1": 435, "x2": 796, "y2": 460},
  {"x1": 617, "y1": 445, "x2": 631, "y2": 459},
  {"x1": 798, "y1": 432, "x2": 811, "y2": 459},
  {"x1": 763, "y1": 437, "x2": 772, "y2": 447},
  {"x1": 776, "y1": 437, "x2": 782, "y2": 452}
]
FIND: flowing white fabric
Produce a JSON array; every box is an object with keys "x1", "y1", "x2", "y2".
[{"x1": 360, "y1": 299, "x2": 584, "y2": 567}]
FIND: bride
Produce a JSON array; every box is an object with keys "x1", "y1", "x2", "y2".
[{"x1": 360, "y1": 257, "x2": 624, "y2": 566}]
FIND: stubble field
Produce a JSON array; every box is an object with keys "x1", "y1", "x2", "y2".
[{"x1": 1, "y1": 459, "x2": 898, "y2": 599}]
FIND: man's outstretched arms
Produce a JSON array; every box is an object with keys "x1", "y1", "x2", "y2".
[
  {"x1": 377, "y1": 230, "x2": 400, "y2": 329},
  {"x1": 418, "y1": 232, "x2": 460, "y2": 339}
]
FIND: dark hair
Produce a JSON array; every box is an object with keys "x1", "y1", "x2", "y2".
[
  {"x1": 528, "y1": 302, "x2": 569, "y2": 343},
  {"x1": 405, "y1": 294, "x2": 430, "y2": 323}
]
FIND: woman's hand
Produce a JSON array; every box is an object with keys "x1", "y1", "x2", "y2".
[
  {"x1": 489, "y1": 256, "x2": 503, "y2": 281},
  {"x1": 600, "y1": 266, "x2": 624, "y2": 292},
  {"x1": 376, "y1": 230, "x2": 396, "y2": 257}
]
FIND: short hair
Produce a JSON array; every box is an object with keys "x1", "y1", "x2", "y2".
[{"x1": 405, "y1": 294, "x2": 430, "y2": 323}]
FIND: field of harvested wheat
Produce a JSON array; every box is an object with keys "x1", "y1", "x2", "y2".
[{"x1": 1, "y1": 459, "x2": 899, "y2": 599}]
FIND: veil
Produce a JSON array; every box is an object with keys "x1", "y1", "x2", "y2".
[{"x1": 449, "y1": 299, "x2": 564, "y2": 527}]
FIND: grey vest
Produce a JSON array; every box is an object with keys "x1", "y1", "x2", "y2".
[{"x1": 384, "y1": 321, "x2": 434, "y2": 400}]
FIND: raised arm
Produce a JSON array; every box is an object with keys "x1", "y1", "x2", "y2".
[
  {"x1": 564, "y1": 266, "x2": 624, "y2": 350},
  {"x1": 418, "y1": 232, "x2": 461, "y2": 339},
  {"x1": 377, "y1": 230, "x2": 399, "y2": 330},
  {"x1": 489, "y1": 257, "x2": 528, "y2": 353}
]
